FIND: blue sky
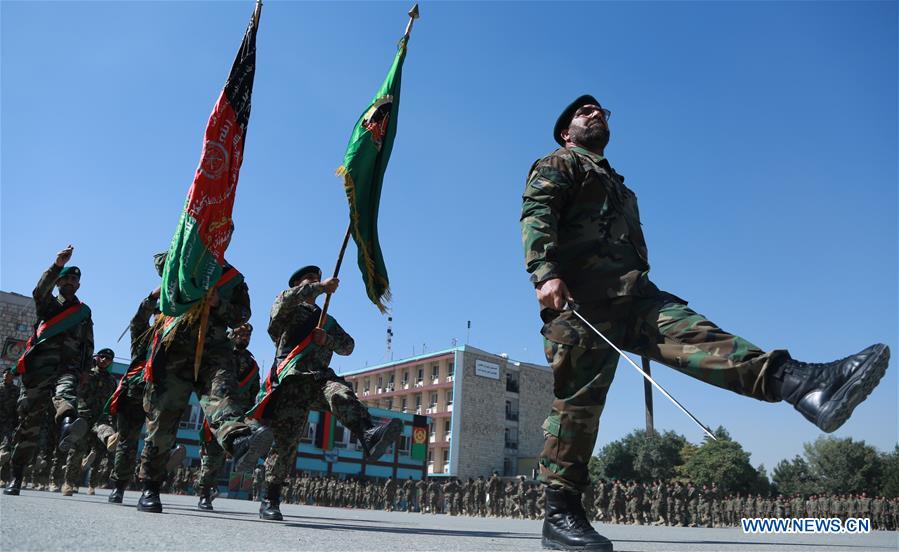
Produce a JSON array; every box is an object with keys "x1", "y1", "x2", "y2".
[{"x1": 2, "y1": 1, "x2": 896, "y2": 473}]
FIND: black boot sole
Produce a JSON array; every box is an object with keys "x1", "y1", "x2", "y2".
[
  {"x1": 108, "y1": 495, "x2": 123, "y2": 504},
  {"x1": 366, "y1": 419, "x2": 404, "y2": 459},
  {"x1": 197, "y1": 503, "x2": 214, "y2": 511},
  {"x1": 3, "y1": 487, "x2": 21, "y2": 496},
  {"x1": 233, "y1": 427, "x2": 274, "y2": 473},
  {"x1": 259, "y1": 509, "x2": 283, "y2": 521},
  {"x1": 817, "y1": 344, "x2": 890, "y2": 433},
  {"x1": 58, "y1": 418, "x2": 88, "y2": 453},
  {"x1": 541, "y1": 537, "x2": 614, "y2": 551},
  {"x1": 137, "y1": 502, "x2": 163, "y2": 513}
]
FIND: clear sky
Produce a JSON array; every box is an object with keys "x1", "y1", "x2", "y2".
[{"x1": 2, "y1": 1, "x2": 896, "y2": 473}]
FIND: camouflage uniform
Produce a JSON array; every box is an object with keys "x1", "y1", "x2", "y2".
[
  {"x1": 384, "y1": 477, "x2": 397, "y2": 511},
  {"x1": 63, "y1": 362, "x2": 116, "y2": 488},
  {"x1": 198, "y1": 335, "x2": 260, "y2": 487},
  {"x1": 139, "y1": 264, "x2": 252, "y2": 482},
  {"x1": 522, "y1": 147, "x2": 789, "y2": 491},
  {"x1": 111, "y1": 294, "x2": 155, "y2": 483},
  {"x1": 0, "y1": 378, "x2": 19, "y2": 481},
  {"x1": 255, "y1": 282, "x2": 371, "y2": 487},
  {"x1": 9, "y1": 265, "x2": 93, "y2": 472},
  {"x1": 403, "y1": 478, "x2": 415, "y2": 511},
  {"x1": 487, "y1": 473, "x2": 502, "y2": 517}
]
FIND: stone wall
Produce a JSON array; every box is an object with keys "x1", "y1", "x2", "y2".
[{"x1": 0, "y1": 291, "x2": 37, "y2": 373}]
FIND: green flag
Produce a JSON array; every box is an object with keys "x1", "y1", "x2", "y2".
[{"x1": 337, "y1": 36, "x2": 410, "y2": 313}]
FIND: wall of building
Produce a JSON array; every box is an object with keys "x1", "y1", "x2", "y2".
[{"x1": 0, "y1": 291, "x2": 37, "y2": 373}]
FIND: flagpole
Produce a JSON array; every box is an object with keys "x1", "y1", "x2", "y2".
[
  {"x1": 317, "y1": 223, "x2": 352, "y2": 329},
  {"x1": 194, "y1": 288, "x2": 214, "y2": 381},
  {"x1": 404, "y1": 4, "x2": 420, "y2": 39}
]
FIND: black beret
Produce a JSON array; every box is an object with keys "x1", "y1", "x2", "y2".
[
  {"x1": 58, "y1": 266, "x2": 81, "y2": 280},
  {"x1": 289, "y1": 265, "x2": 322, "y2": 287},
  {"x1": 96, "y1": 348, "x2": 115, "y2": 358},
  {"x1": 553, "y1": 94, "x2": 600, "y2": 146}
]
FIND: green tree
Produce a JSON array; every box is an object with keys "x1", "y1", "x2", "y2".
[
  {"x1": 803, "y1": 436, "x2": 883, "y2": 495},
  {"x1": 681, "y1": 427, "x2": 760, "y2": 494},
  {"x1": 878, "y1": 445, "x2": 899, "y2": 498},
  {"x1": 592, "y1": 429, "x2": 688, "y2": 482},
  {"x1": 772, "y1": 456, "x2": 819, "y2": 497}
]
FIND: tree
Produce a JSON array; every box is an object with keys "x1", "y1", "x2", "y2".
[
  {"x1": 803, "y1": 436, "x2": 883, "y2": 495},
  {"x1": 772, "y1": 456, "x2": 819, "y2": 497},
  {"x1": 878, "y1": 445, "x2": 899, "y2": 498},
  {"x1": 681, "y1": 427, "x2": 760, "y2": 494},
  {"x1": 592, "y1": 429, "x2": 688, "y2": 482}
]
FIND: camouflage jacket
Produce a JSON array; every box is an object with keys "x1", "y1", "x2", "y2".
[
  {"x1": 121, "y1": 293, "x2": 158, "y2": 399},
  {"x1": 267, "y1": 282, "x2": 354, "y2": 376},
  {"x1": 522, "y1": 147, "x2": 661, "y2": 347},
  {"x1": 30, "y1": 264, "x2": 94, "y2": 373},
  {"x1": 77, "y1": 365, "x2": 117, "y2": 424},
  {"x1": 0, "y1": 381, "x2": 19, "y2": 434},
  {"x1": 232, "y1": 345, "x2": 260, "y2": 411}
]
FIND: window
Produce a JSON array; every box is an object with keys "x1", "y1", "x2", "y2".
[
  {"x1": 506, "y1": 372, "x2": 520, "y2": 393},
  {"x1": 333, "y1": 424, "x2": 347, "y2": 448},
  {"x1": 301, "y1": 421, "x2": 315, "y2": 443},
  {"x1": 401, "y1": 398, "x2": 408, "y2": 413},
  {"x1": 427, "y1": 449, "x2": 433, "y2": 464},
  {"x1": 416, "y1": 367, "x2": 423, "y2": 385},
  {"x1": 446, "y1": 390, "x2": 453, "y2": 406},
  {"x1": 431, "y1": 364, "x2": 439, "y2": 383},
  {"x1": 415, "y1": 394, "x2": 422, "y2": 414},
  {"x1": 388, "y1": 373, "x2": 395, "y2": 390},
  {"x1": 403, "y1": 370, "x2": 409, "y2": 387},
  {"x1": 447, "y1": 362, "x2": 454, "y2": 379},
  {"x1": 444, "y1": 420, "x2": 452, "y2": 441},
  {"x1": 377, "y1": 375, "x2": 383, "y2": 391},
  {"x1": 179, "y1": 405, "x2": 203, "y2": 431},
  {"x1": 363, "y1": 378, "x2": 370, "y2": 395},
  {"x1": 503, "y1": 457, "x2": 513, "y2": 476},
  {"x1": 398, "y1": 435, "x2": 410, "y2": 453},
  {"x1": 386, "y1": 398, "x2": 393, "y2": 410},
  {"x1": 429, "y1": 392, "x2": 438, "y2": 408}
]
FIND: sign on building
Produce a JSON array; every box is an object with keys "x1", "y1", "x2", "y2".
[{"x1": 475, "y1": 359, "x2": 500, "y2": 380}]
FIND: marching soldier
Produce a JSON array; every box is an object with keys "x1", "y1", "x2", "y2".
[
  {"x1": 5, "y1": 246, "x2": 93, "y2": 496},
  {"x1": 488, "y1": 471, "x2": 502, "y2": 517},
  {"x1": 384, "y1": 476, "x2": 396, "y2": 511},
  {"x1": 403, "y1": 476, "x2": 415, "y2": 512},
  {"x1": 252, "y1": 266, "x2": 402, "y2": 521},
  {"x1": 522, "y1": 95, "x2": 890, "y2": 550}
]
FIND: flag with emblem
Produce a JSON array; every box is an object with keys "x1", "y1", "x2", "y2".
[
  {"x1": 160, "y1": 3, "x2": 261, "y2": 316},
  {"x1": 410, "y1": 414, "x2": 428, "y2": 461},
  {"x1": 336, "y1": 34, "x2": 412, "y2": 313}
]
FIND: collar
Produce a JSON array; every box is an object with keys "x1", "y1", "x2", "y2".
[{"x1": 569, "y1": 145, "x2": 606, "y2": 164}]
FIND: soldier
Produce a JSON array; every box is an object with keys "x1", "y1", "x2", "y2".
[
  {"x1": 137, "y1": 249, "x2": 272, "y2": 514},
  {"x1": 252, "y1": 266, "x2": 401, "y2": 521},
  {"x1": 384, "y1": 476, "x2": 396, "y2": 511},
  {"x1": 107, "y1": 279, "x2": 186, "y2": 505},
  {"x1": 0, "y1": 372, "x2": 19, "y2": 486},
  {"x1": 582, "y1": 479, "x2": 596, "y2": 521},
  {"x1": 251, "y1": 466, "x2": 264, "y2": 501},
  {"x1": 416, "y1": 476, "x2": 429, "y2": 513},
  {"x1": 488, "y1": 471, "x2": 502, "y2": 517},
  {"x1": 595, "y1": 479, "x2": 609, "y2": 522},
  {"x1": 61, "y1": 348, "x2": 117, "y2": 496},
  {"x1": 197, "y1": 322, "x2": 261, "y2": 510},
  {"x1": 517, "y1": 476, "x2": 528, "y2": 519},
  {"x1": 428, "y1": 477, "x2": 440, "y2": 514},
  {"x1": 5, "y1": 247, "x2": 94, "y2": 496},
  {"x1": 522, "y1": 96, "x2": 891, "y2": 550},
  {"x1": 526, "y1": 482, "x2": 540, "y2": 519},
  {"x1": 476, "y1": 475, "x2": 488, "y2": 517},
  {"x1": 403, "y1": 476, "x2": 415, "y2": 512}
]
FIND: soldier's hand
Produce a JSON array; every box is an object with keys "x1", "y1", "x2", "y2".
[
  {"x1": 55, "y1": 245, "x2": 74, "y2": 267},
  {"x1": 321, "y1": 277, "x2": 339, "y2": 294},
  {"x1": 149, "y1": 287, "x2": 161, "y2": 300},
  {"x1": 536, "y1": 278, "x2": 571, "y2": 311},
  {"x1": 312, "y1": 327, "x2": 328, "y2": 347}
]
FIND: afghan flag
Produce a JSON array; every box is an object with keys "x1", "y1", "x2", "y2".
[
  {"x1": 160, "y1": 4, "x2": 261, "y2": 316},
  {"x1": 410, "y1": 414, "x2": 428, "y2": 461},
  {"x1": 337, "y1": 35, "x2": 411, "y2": 313},
  {"x1": 315, "y1": 411, "x2": 336, "y2": 451}
]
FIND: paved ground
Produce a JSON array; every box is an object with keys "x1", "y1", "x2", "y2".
[{"x1": 2, "y1": 490, "x2": 897, "y2": 551}]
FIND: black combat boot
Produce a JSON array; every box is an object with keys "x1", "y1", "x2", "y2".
[
  {"x1": 58, "y1": 416, "x2": 88, "y2": 452},
  {"x1": 259, "y1": 484, "x2": 283, "y2": 521},
  {"x1": 769, "y1": 344, "x2": 890, "y2": 433},
  {"x1": 359, "y1": 418, "x2": 403, "y2": 459},
  {"x1": 3, "y1": 465, "x2": 24, "y2": 496},
  {"x1": 542, "y1": 486, "x2": 613, "y2": 551},
  {"x1": 137, "y1": 481, "x2": 163, "y2": 513},
  {"x1": 108, "y1": 479, "x2": 127, "y2": 504},
  {"x1": 198, "y1": 485, "x2": 215, "y2": 511},
  {"x1": 230, "y1": 426, "x2": 274, "y2": 473}
]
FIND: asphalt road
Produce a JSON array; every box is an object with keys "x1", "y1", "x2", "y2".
[{"x1": 2, "y1": 489, "x2": 897, "y2": 551}]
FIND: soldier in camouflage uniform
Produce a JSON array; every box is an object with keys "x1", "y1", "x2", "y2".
[
  {"x1": 428, "y1": 477, "x2": 440, "y2": 514},
  {"x1": 0, "y1": 372, "x2": 19, "y2": 486},
  {"x1": 402, "y1": 476, "x2": 415, "y2": 511},
  {"x1": 138, "y1": 252, "x2": 271, "y2": 514},
  {"x1": 416, "y1": 476, "x2": 429, "y2": 513},
  {"x1": 487, "y1": 471, "x2": 502, "y2": 517},
  {"x1": 5, "y1": 246, "x2": 94, "y2": 496},
  {"x1": 197, "y1": 322, "x2": 261, "y2": 510},
  {"x1": 384, "y1": 476, "x2": 397, "y2": 511},
  {"x1": 523, "y1": 97, "x2": 891, "y2": 550},
  {"x1": 108, "y1": 281, "x2": 186, "y2": 505},
  {"x1": 253, "y1": 266, "x2": 401, "y2": 521},
  {"x1": 62, "y1": 348, "x2": 117, "y2": 496}
]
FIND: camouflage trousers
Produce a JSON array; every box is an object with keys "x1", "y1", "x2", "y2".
[
  {"x1": 112, "y1": 395, "x2": 145, "y2": 482},
  {"x1": 64, "y1": 419, "x2": 114, "y2": 487},
  {"x1": 261, "y1": 373, "x2": 372, "y2": 486},
  {"x1": 198, "y1": 431, "x2": 225, "y2": 487},
  {"x1": 539, "y1": 291, "x2": 789, "y2": 491},
  {"x1": 139, "y1": 344, "x2": 248, "y2": 482},
  {"x1": 9, "y1": 366, "x2": 79, "y2": 467}
]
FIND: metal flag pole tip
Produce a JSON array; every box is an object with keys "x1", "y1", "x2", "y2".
[{"x1": 567, "y1": 305, "x2": 718, "y2": 441}]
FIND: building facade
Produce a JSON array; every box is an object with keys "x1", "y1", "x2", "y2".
[
  {"x1": 0, "y1": 291, "x2": 37, "y2": 374},
  {"x1": 343, "y1": 345, "x2": 553, "y2": 480}
]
